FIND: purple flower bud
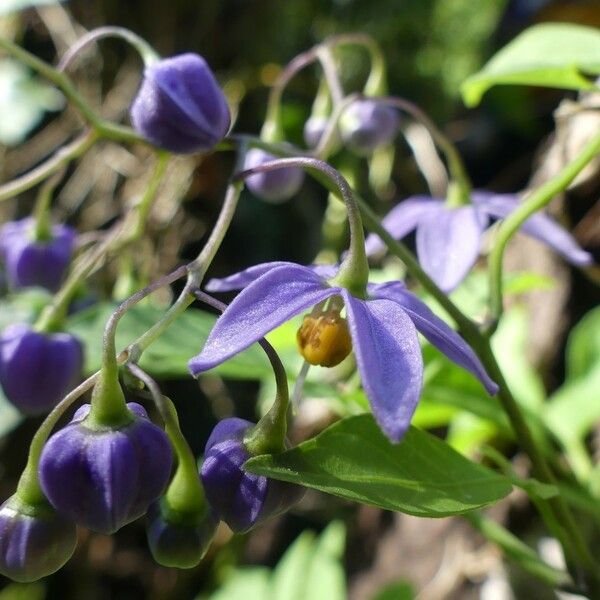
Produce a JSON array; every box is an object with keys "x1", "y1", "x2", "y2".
[
  {"x1": 146, "y1": 502, "x2": 218, "y2": 568},
  {"x1": 201, "y1": 418, "x2": 304, "y2": 533},
  {"x1": 0, "y1": 218, "x2": 75, "y2": 292},
  {"x1": 130, "y1": 53, "x2": 231, "y2": 154},
  {"x1": 243, "y1": 149, "x2": 305, "y2": 204},
  {"x1": 0, "y1": 324, "x2": 83, "y2": 415},
  {"x1": 0, "y1": 495, "x2": 76, "y2": 582},
  {"x1": 339, "y1": 99, "x2": 399, "y2": 156},
  {"x1": 39, "y1": 402, "x2": 173, "y2": 534}
]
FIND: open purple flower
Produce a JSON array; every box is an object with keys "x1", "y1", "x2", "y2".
[
  {"x1": 189, "y1": 262, "x2": 498, "y2": 443},
  {"x1": 364, "y1": 191, "x2": 593, "y2": 292}
]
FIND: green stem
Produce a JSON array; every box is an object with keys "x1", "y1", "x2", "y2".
[
  {"x1": 87, "y1": 265, "x2": 187, "y2": 426},
  {"x1": 263, "y1": 49, "x2": 318, "y2": 143},
  {"x1": 128, "y1": 181, "x2": 243, "y2": 360},
  {"x1": 488, "y1": 129, "x2": 600, "y2": 322},
  {"x1": 0, "y1": 36, "x2": 146, "y2": 146},
  {"x1": 192, "y1": 290, "x2": 290, "y2": 455},
  {"x1": 34, "y1": 151, "x2": 169, "y2": 333},
  {"x1": 0, "y1": 130, "x2": 98, "y2": 202},
  {"x1": 127, "y1": 364, "x2": 205, "y2": 515},
  {"x1": 117, "y1": 151, "x2": 170, "y2": 246},
  {"x1": 31, "y1": 169, "x2": 64, "y2": 241},
  {"x1": 324, "y1": 33, "x2": 387, "y2": 96},
  {"x1": 380, "y1": 96, "x2": 471, "y2": 200},
  {"x1": 235, "y1": 157, "x2": 369, "y2": 296},
  {"x1": 16, "y1": 373, "x2": 99, "y2": 507},
  {"x1": 57, "y1": 26, "x2": 159, "y2": 72}
]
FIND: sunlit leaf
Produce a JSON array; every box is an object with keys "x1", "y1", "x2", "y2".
[
  {"x1": 247, "y1": 415, "x2": 512, "y2": 517},
  {"x1": 461, "y1": 23, "x2": 600, "y2": 107}
]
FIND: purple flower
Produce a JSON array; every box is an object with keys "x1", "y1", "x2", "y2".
[
  {"x1": 244, "y1": 149, "x2": 305, "y2": 203},
  {"x1": 201, "y1": 418, "x2": 304, "y2": 532},
  {"x1": 365, "y1": 191, "x2": 593, "y2": 292},
  {"x1": 39, "y1": 402, "x2": 173, "y2": 534},
  {"x1": 130, "y1": 53, "x2": 231, "y2": 154},
  {"x1": 190, "y1": 262, "x2": 498, "y2": 443},
  {"x1": 0, "y1": 324, "x2": 83, "y2": 415},
  {"x1": 0, "y1": 218, "x2": 75, "y2": 292},
  {"x1": 339, "y1": 99, "x2": 400, "y2": 156},
  {"x1": 0, "y1": 495, "x2": 77, "y2": 582}
]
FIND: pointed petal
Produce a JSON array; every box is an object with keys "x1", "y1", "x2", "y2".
[
  {"x1": 205, "y1": 262, "x2": 294, "y2": 292},
  {"x1": 476, "y1": 193, "x2": 592, "y2": 267},
  {"x1": 189, "y1": 264, "x2": 339, "y2": 374},
  {"x1": 416, "y1": 206, "x2": 484, "y2": 292},
  {"x1": 342, "y1": 290, "x2": 423, "y2": 443},
  {"x1": 371, "y1": 283, "x2": 499, "y2": 395},
  {"x1": 365, "y1": 196, "x2": 441, "y2": 256},
  {"x1": 205, "y1": 262, "x2": 338, "y2": 292}
]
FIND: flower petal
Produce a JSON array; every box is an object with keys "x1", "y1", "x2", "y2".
[
  {"x1": 476, "y1": 193, "x2": 592, "y2": 266},
  {"x1": 189, "y1": 264, "x2": 339, "y2": 374},
  {"x1": 206, "y1": 262, "x2": 338, "y2": 292},
  {"x1": 416, "y1": 205, "x2": 484, "y2": 291},
  {"x1": 371, "y1": 283, "x2": 498, "y2": 395},
  {"x1": 365, "y1": 196, "x2": 441, "y2": 256},
  {"x1": 342, "y1": 290, "x2": 423, "y2": 443}
]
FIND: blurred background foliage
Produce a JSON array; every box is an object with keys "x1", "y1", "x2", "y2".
[{"x1": 0, "y1": 0, "x2": 599, "y2": 598}]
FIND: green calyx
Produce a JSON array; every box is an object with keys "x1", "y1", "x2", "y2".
[
  {"x1": 444, "y1": 180, "x2": 472, "y2": 208},
  {"x1": 86, "y1": 367, "x2": 133, "y2": 429},
  {"x1": 6, "y1": 493, "x2": 54, "y2": 520}
]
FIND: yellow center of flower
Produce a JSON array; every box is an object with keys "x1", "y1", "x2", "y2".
[{"x1": 296, "y1": 310, "x2": 352, "y2": 367}]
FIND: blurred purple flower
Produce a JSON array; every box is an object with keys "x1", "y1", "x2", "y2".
[
  {"x1": 201, "y1": 417, "x2": 304, "y2": 532},
  {"x1": 364, "y1": 191, "x2": 593, "y2": 292},
  {"x1": 130, "y1": 53, "x2": 231, "y2": 154},
  {"x1": 0, "y1": 218, "x2": 75, "y2": 292},
  {"x1": 190, "y1": 262, "x2": 498, "y2": 443}
]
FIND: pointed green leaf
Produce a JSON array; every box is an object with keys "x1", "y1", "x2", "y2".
[
  {"x1": 461, "y1": 23, "x2": 600, "y2": 107},
  {"x1": 247, "y1": 415, "x2": 511, "y2": 517}
]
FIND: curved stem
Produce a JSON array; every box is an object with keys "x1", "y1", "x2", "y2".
[
  {"x1": 315, "y1": 46, "x2": 344, "y2": 105},
  {"x1": 323, "y1": 33, "x2": 387, "y2": 95},
  {"x1": 0, "y1": 36, "x2": 146, "y2": 146},
  {"x1": 129, "y1": 181, "x2": 243, "y2": 359},
  {"x1": 488, "y1": 129, "x2": 600, "y2": 321},
  {"x1": 0, "y1": 130, "x2": 98, "y2": 202},
  {"x1": 234, "y1": 157, "x2": 369, "y2": 296},
  {"x1": 127, "y1": 364, "x2": 205, "y2": 515},
  {"x1": 193, "y1": 290, "x2": 290, "y2": 454},
  {"x1": 32, "y1": 168, "x2": 65, "y2": 241},
  {"x1": 57, "y1": 26, "x2": 158, "y2": 72},
  {"x1": 263, "y1": 49, "x2": 318, "y2": 143},
  {"x1": 379, "y1": 95, "x2": 471, "y2": 199},
  {"x1": 16, "y1": 373, "x2": 99, "y2": 507}
]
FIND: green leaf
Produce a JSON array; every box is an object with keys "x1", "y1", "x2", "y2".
[
  {"x1": 272, "y1": 522, "x2": 346, "y2": 600},
  {"x1": 206, "y1": 568, "x2": 271, "y2": 600},
  {"x1": 565, "y1": 305, "x2": 600, "y2": 380},
  {"x1": 0, "y1": 59, "x2": 64, "y2": 145},
  {"x1": 0, "y1": 289, "x2": 53, "y2": 331},
  {"x1": 461, "y1": 23, "x2": 600, "y2": 107},
  {"x1": 544, "y1": 366, "x2": 600, "y2": 444},
  {"x1": 247, "y1": 415, "x2": 511, "y2": 517},
  {"x1": 0, "y1": 583, "x2": 45, "y2": 600},
  {"x1": 205, "y1": 524, "x2": 346, "y2": 600},
  {"x1": 0, "y1": 387, "x2": 24, "y2": 438},
  {"x1": 67, "y1": 302, "x2": 270, "y2": 379}
]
